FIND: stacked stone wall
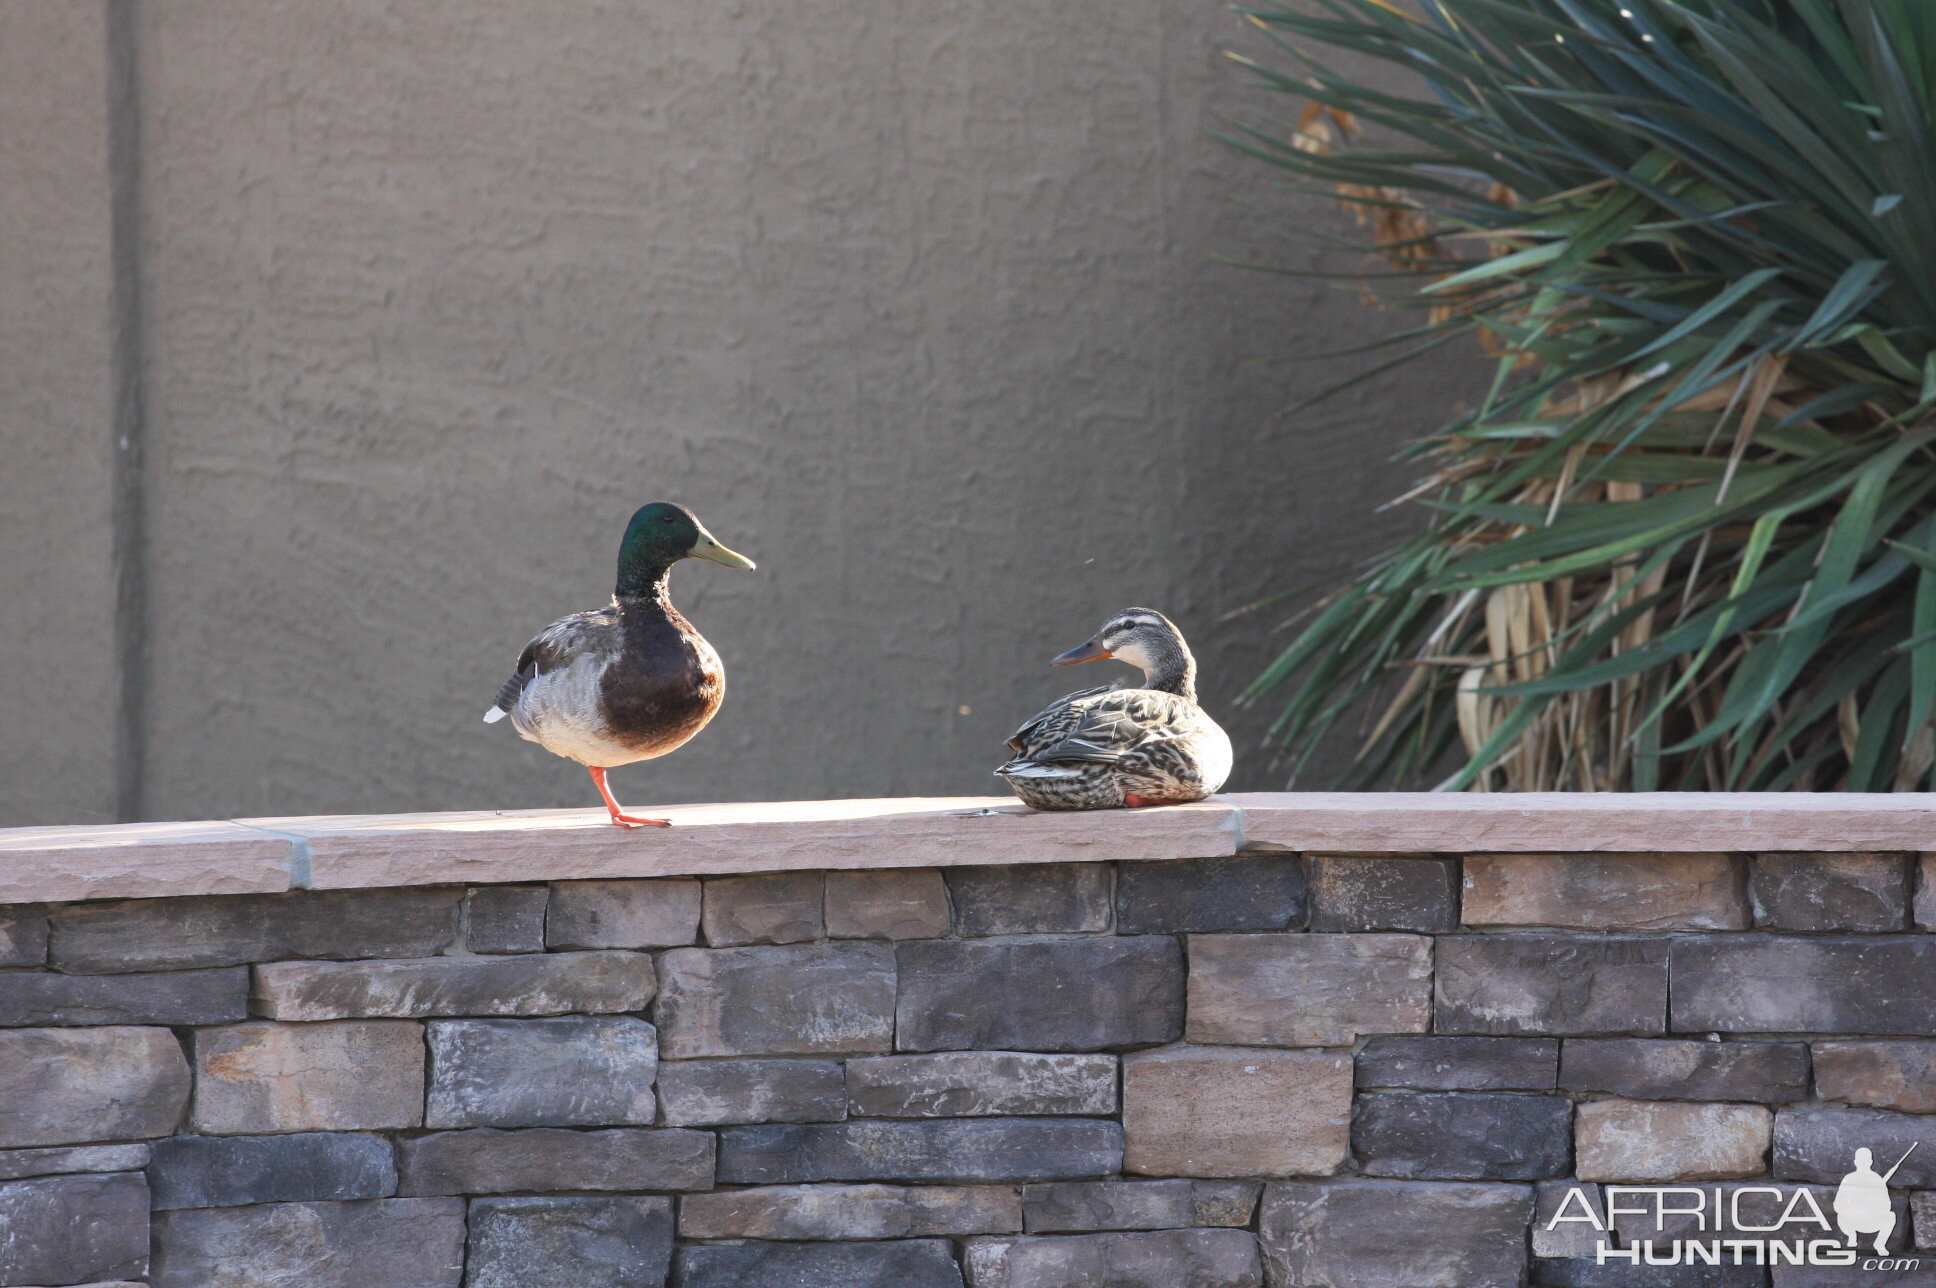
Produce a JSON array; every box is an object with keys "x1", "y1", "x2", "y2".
[{"x1": 3, "y1": 846, "x2": 1936, "y2": 1286}]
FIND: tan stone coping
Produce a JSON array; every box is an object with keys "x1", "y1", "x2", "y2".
[{"x1": 0, "y1": 792, "x2": 1931, "y2": 905}]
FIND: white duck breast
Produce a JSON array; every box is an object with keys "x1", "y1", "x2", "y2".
[{"x1": 506, "y1": 652, "x2": 643, "y2": 768}]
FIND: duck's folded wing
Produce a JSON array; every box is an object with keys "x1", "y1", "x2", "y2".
[
  {"x1": 1016, "y1": 690, "x2": 1199, "y2": 765},
  {"x1": 484, "y1": 607, "x2": 619, "y2": 722},
  {"x1": 1003, "y1": 685, "x2": 1117, "y2": 755}
]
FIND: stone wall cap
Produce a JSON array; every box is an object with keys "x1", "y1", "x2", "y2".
[
  {"x1": 1228, "y1": 791, "x2": 1936, "y2": 854},
  {"x1": 1, "y1": 792, "x2": 1932, "y2": 907},
  {"x1": 0, "y1": 820, "x2": 292, "y2": 904}
]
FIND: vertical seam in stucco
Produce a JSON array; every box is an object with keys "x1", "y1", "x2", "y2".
[{"x1": 104, "y1": 0, "x2": 148, "y2": 822}]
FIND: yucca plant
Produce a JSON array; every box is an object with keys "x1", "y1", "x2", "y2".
[{"x1": 1234, "y1": 0, "x2": 1936, "y2": 791}]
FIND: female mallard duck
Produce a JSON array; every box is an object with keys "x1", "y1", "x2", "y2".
[
  {"x1": 484, "y1": 501, "x2": 754, "y2": 827},
  {"x1": 996, "y1": 608, "x2": 1233, "y2": 810}
]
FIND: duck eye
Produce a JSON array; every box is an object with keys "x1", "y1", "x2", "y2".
[{"x1": 659, "y1": 514, "x2": 675, "y2": 524}]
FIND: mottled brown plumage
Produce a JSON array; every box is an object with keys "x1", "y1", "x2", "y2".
[{"x1": 997, "y1": 609, "x2": 1233, "y2": 811}]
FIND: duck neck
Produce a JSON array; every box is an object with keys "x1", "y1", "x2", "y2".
[
  {"x1": 1140, "y1": 637, "x2": 1197, "y2": 702},
  {"x1": 614, "y1": 559, "x2": 673, "y2": 607},
  {"x1": 1145, "y1": 662, "x2": 1196, "y2": 702}
]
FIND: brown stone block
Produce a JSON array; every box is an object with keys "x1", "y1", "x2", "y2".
[
  {"x1": 1123, "y1": 1045, "x2": 1351, "y2": 1179},
  {"x1": 824, "y1": 869, "x2": 950, "y2": 940},
  {"x1": 0, "y1": 1027, "x2": 188, "y2": 1149},
  {"x1": 1186, "y1": 933, "x2": 1431, "y2": 1048},
  {"x1": 1462, "y1": 852, "x2": 1746, "y2": 931},
  {"x1": 1814, "y1": 1041, "x2": 1936, "y2": 1113},
  {"x1": 702, "y1": 872, "x2": 825, "y2": 946},
  {"x1": 1574, "y1": 1098, "x2": 1770, "y2": 1182},
  {"x1": 193, "y1": 1020, "x2": 424, "y2": 1134}
]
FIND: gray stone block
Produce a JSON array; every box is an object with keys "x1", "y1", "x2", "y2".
[
  {"x1": 1532, "y1": 1180, "x2": 1607, "y2": 1259},
  {"x1": 0, "y1": 1172, "x2": 149, "y2": 1286},
  {"x1": 150, "y1": 1197, "x2": 465, "y2": 1288},
  {"x1": 0, "y1": 1144, "x2": 150, "y2": 1181},
  {"x1": 465, "y1": 885, "x2": 547, "y2": 953},
  {"x1": 547, "y1": 878, "x2": 701, "y2": 950},
  {"x1": 896, "y1": 938, "x2": 1182, "y2": 1053},
  {"x1": 657, "y1": 1058, "x2": 847, "y2": 1126},
  {"x1": 1437, "y1": 936, "x2": 1668, "y2": 1036},
  {"x1": 1750, "y1": 852, "x2": 1910, "y2": 932},
  {"x1": 680, "y1": 1183, "x2": 1021, "y2": 1239},
  {"x1": 193, "y1": 1020, "x2": 424, "y2": 1134},
  {"x1": 396, "y1": 1127, "x2": 714, "y2": 1195},
  {"x1": 0, "y1": 1026, "x2": 189, "y2": 1148},
  {"x1": 717, "y1": 1118, "x2": 1124, "y2": 1185},
  {"x1": 1308, "y1": 854, "x2": 1459, "y2": 933},
  {"x1": 252, "y1": 950, "x2": 655, "y2": 1020},
  {"x1": 0, "y1": 910, "x2": 47, "y2": 967},
  {"x1": 1021, "y1": 1180, "x2": 1259, "y2": 1233},
  {"x1": 1771, "y1": 1267, "x2": 1936, "y2": 1287},
  {"x1": 1186, "y1": 933, "x2": 1432, "y2": 1047},
  {"x1": 1917, "y1": 1189, "x2": 1936, "y2": 1249},
  {"x1": 1355, "y1": 1092, "x2": 1572, "y2": 1181},
  {"x1": 703, "y1": 872, "x2": 825, "y2": 946},
  {"x1": 657, "y1": 943, "x2": 895, "y2": 1058},
  {"x1": 426, "y1": 1016, "x2": 657, "y2": 1128},
  {"x1": 1534, "y1": 1261, "x2": 1768, "y2": 1287},
  {"x1": 1259, "y1": 1179, "x2": 1533, "y2": 1288},
  {"x1": 1814, "y1": 1040, "x2": 1936, "y2": 1112},
  {"x1": 467, "y1": 1195, "x2": 673, "y2": 1288},
  {"x1": 0, "y1": 966, "x2": 247, "y2": 1027},
  {"x1": 1560, "y1": 1038, "x2": 1807, "y2": 1103},
  {"x1": 825, "y1": 869, "x2": 952, "y2": 940},
  {"x1": 847, "y1": 1053, "x2": 1116, "y2": 1118},
  {"x1": 946, "y1": 864, "x2": 1109, "y2": 936},
  {"x1": 1672, "y1": 935, "x2": 1936, "y2": 1035},
  {"x1": 1356, "y1": 1036, "x2": 1559, "y2": 1091},
  {"x1": 49, "y1": 888, "x2": 460, "y2": 974},
  {"x1": 1773, "y1": 1105, "x2": 1936, "y2": 1186},
  {"x1": 147, "y1": 1132, "x2": 396, "y2": 1209},
  {"x1": 1114, "y1": 855, "x2": 1305, "y2": 934},
  {"x1": 678, "y1": 1240, "x2": 965, "y2": 1288},
  {"x1": 964, "y1": 1229, "x2": 1261, "y2": 1288}
]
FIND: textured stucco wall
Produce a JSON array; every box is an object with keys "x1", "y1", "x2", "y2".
[
  {"x1": 1, "y1": 0, "x2": 1481, "y2": 825},
  {"x1": 0, "y1": 1, "x2": 122, "y2": 826}
]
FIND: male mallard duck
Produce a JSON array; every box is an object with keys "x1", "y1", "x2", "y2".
[
  {"x1": 484, "y1": 501, "x2": 754, "y2": 827},
  {"x1": 996, "y1": 608, "x2": 1233, "y2": 810}
]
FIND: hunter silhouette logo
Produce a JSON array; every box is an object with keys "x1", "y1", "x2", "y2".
[
  {"x1": 1836, "y1": 1145, "x2": 1916, "y2": 1256},
  {"x1": 1544, "y1": 1141, "x2": 1923, "y2": 1272}
]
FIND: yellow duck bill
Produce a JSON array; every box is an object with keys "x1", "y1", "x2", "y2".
[{"x1": 691, "y1": 530, "x2": 756, "y2": 570}]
